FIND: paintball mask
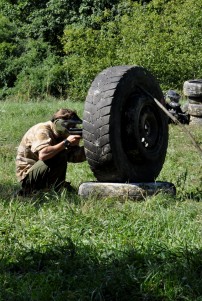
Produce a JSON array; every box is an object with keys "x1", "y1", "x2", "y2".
[
  {"x1": 54, "y1": 116, "x2": 83, "y2": 136},
  {"x1": 166, "y1": 90, "x2": 181, "y2": 103}
]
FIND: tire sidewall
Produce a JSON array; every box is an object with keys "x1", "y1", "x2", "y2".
[
  {"x1": 188, "y1": 103, "x2": 202, "y2": 117},
  {"x1": 110, "y1": 67, "x2": 168, "y2": 181},
  {"x1": 183, "y1": 80, "x2": 202, "y2": 97}
]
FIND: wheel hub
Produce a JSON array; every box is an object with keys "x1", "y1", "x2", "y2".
[
  {"x1": 122, "y1": 93, "x2": 162, "y2": 161},
  {"x1": 138, "y1": 108, "x2": 159, "y2": 148}
]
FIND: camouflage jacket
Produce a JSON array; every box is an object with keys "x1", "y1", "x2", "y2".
[{"x1": 16, "y1": 121, "x2": 85, "y2": 181}]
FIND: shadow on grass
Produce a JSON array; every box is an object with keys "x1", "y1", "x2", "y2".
[
  {"x1": 0, "y1": 183, "x2": 20, "y2": 200},
  {"x1": 0, "y1": 180, "x2": 201, "y2": 204},
  {"x1": 0, "y1": 183, "x2": 82, "y2": 206},
  {"x1": 0, "y1": 240, "x2": 202, "y2": 301},
  {"x1": 182, "y1": 190, "x2": 202, "y2": 202}
]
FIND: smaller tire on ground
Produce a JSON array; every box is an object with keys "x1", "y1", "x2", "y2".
[
  {"x1": 183, "y1": 80, "x2": 202, "y2": 97},
  {"x1": 78, "y1": 182, "x2": 176, "y2": 200},
  {"x1": 188, "y1": 103, "x2": 202, "y2": 117}
]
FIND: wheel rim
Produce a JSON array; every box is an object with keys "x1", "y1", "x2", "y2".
[
  {"x1": 122, "y1": 93, "x2": 163, "y2": 162},
  {"x1": 138, "y1": 106, "x2": 159, "y2": 149}
]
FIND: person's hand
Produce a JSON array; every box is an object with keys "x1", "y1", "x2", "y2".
[{"x1": 66, "y1": 135, "x2": 81, "y2": 146}]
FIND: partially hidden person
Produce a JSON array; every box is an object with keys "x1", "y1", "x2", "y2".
[{"x1": 16, "y1": 108, "x2": 86, "y2": 196}]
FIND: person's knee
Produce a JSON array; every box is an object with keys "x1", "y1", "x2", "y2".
[{"x1": 45, "y1": 150, "x2": 68, "y2": 167}]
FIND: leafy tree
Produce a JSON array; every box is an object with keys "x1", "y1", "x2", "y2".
[
  {"x1": 8, "y1": 39, "x2": 68, "y2": 100},
  {"x1": 0, "y1": 0, "x2": 70, "y2": 98},
  {"x1": 117, "y1": 0, "x2": 202, "y2": 89},
  {"x1": 0, "y1": 0, "x2": 121, "y2": 47},
  {"x1": 0, "y1": 0, "x2": 129, "y2": 99},
  {"x1": 0, "y1": 0, "x2": 202, "y2": 100}
]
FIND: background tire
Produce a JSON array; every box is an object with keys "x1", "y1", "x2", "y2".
[
  {"x1": 189, "y1": 116, "x2": 202, "y2": 126},
  {"x1": 83, "y1": 66, "x2": 168, "y2": 182},
  {"x1": 188, "y1": 103, "x2": 202, "y2": 117},
  {"x1": 188, "y1": 97, "x2": 202, "y2": 104},
  {"x1": 183, "y1": 79, "x2": 202, "y2": 97}
]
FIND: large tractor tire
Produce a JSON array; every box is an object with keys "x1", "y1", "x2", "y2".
[{"x1": 83, "y1": 66, "x2": 168, "y2": 183}]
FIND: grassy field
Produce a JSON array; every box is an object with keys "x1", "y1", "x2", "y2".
[{"x1": 0, "y1": 99, "x2": 201, "y2": 301}]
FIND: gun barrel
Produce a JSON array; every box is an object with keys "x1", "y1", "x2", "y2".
[{"x1": 68, "y1": 128, "x2": 83, "y2": 137}]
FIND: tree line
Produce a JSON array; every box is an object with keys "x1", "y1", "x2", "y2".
[{"x1": 0, "y1": 0, "x2": 201, "y2": 101}]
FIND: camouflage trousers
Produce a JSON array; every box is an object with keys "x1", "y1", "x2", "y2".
[{"x1": 21, "y1": 150, "x2": 69, "y2": 194}]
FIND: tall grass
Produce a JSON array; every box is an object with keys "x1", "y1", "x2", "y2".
[{"x1": 0, "y1": 99, "x2": 201, "y2": 301}]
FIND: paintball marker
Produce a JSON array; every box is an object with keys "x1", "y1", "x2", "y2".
[
  {"x1": 165, "y1": 90, "x2": 190, "y2": 125},
  {"x1": 67, "y1": 127, "x2": 83, "y2": 137},
  {"x1": 54, "y1": 118, "x2": 83, "y2": 137}
]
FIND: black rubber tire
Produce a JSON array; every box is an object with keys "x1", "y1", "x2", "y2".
[
  {"x1": 83, "y1": 65, "x2": 168, "y2": 182},
  {"x1": 183, "y1": 80, "x2": 202, "y2": 97},
  {"x1": 188, "y1": 103, "x2": 202, "y2": 117},
  {"x1": 78, "y1": 181, "x2": 176, "y2": 200}
]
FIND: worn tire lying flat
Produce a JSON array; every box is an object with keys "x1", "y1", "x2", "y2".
[
  {"x1": 78, "y1": 182, "x2": 176, "y2": 200},
  {"x1": 83, "y1": 66, "x2": 168, "y2": 182}
]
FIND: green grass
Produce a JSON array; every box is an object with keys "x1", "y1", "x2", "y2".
[{"x1": 0, "y1": 99, "x2": 202, "y2": 301}]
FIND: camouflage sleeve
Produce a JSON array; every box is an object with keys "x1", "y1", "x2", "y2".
[
  {"x1": 31, "y1": 129, "x2": 52, "y2": 153},
  {"x1": 67, "y1": 146, "x2": 86, "y2": 163}
]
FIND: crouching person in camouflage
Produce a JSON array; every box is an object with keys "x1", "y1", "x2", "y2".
[{"x1": 16, "y1": 108, "x2": 86, "y2": 196}]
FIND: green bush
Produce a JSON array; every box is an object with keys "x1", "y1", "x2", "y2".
[
  {"x1": 3, "y1": 39, "x2": 68, "y2": 100},
  {"x1": 0, "y1": 0, "x2": 202, "y2": 101},
  {"x1": 118, "y1": 0, "x2": 202, "y2": 90},
  {"x1": 62, "y1": 21, "x2": 121, "y2": 100},
  {"x1": 0, "y1": 14, "x2": 18, "y2": 97},
  {"x1": 62, "y1": 0, "x2": 202, "y2": 100}
]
